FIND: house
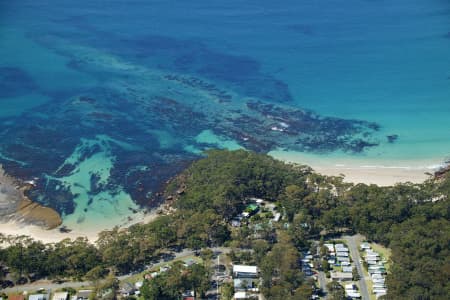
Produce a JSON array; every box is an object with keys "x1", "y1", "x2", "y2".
[
  {"x1": 373, "y1": 283, "x2": 386, "y2": 289},
  {"x1": 272, "y1": 212, "x2": 281, "y2": 222},
  {"x1": 233, "y1": 265, "x2": 258, "y2": 278},
  {"x1": 8, "y1": 296, "x2": 25, "y2": 300},
  {"x1": 337, "y1": 257, "x2": 350, "y2": 263},
  {"x1": 336, "y1": 247, "x2": 349, "y2": 252},
  {"x1": 336, "y1": 252, "x2": 349, "y2": 257},
  {"x1": 372, "y1": 273, "x2": 384, "y2": 279},
  {"x1": 347, "y1": 291, "x2": 361, "y2": 299},
  {"x1": 373, "y1": 278, "x2": 386, "y2": 284},
  {"x1": 360, "y1": 242, "x2": 371, "y2": 250},
  {"x1": 75, "y1": 290, "x2": 93, "y2": 300},
  {"x1": 52, "y1": 292, "x2": 69, "y2": 300},
  {"x1": 330, "y1": 271, "x2": 353, "y2": 281},
  {"x1": 324, "y1": 244, "x2": 334, "y2": 251},
  {"x1": 373, "y1": 288, "x2": 387, "y2": 294},
  {"x1": 342, "y1": 266, "x2": 353, "y2": 273},
  {"x1": 29, "y1": 294, "x2": 49, "y2": 300},
  {"x1": 234, "y1": 292, "x2": 249, "y2": 299},
  {"x1": 182, "y1": 290, "x2": 195, "y2": 300},
  {"x1": 135, "y1": 281, "x2": 144, "y2": 289}
]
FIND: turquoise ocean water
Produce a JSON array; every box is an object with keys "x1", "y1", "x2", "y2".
[{"x1": 0, "y1": 0, "x2": 449, "y2": 229}]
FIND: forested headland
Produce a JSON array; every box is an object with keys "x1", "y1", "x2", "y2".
[{"x1": 1, "y1": 150, "x2": 449, "y2": 299}]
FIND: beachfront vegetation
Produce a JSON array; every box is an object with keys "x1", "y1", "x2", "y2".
[{"x1": 0, "y1": 150, "x2": 448, "y2": 299}]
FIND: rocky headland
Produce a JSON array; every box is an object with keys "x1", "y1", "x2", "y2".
[{"x1": 0, "y1": 166, "x2": 61, "y2": 229}]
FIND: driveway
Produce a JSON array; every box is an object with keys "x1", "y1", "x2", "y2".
[{"x1": 343, "y1": 235, "x2": 370, "y2": 300}]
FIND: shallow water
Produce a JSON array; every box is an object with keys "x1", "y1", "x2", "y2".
[{"x1": 0, "y1": 0, "x2": 449, "y2": 229}]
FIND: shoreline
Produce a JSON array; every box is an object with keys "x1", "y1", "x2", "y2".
[
  {"x1": 1, "y1": 150, "x2": 446, "y2": 243},
  {"x1": 269, "y1": 150, "x2": 444, "y2": 186},
  {"x1": 0, "y1": 205, "x2": 164, "y2": 244}
]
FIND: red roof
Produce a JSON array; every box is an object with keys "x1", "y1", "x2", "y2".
[{"x1": 9, "y1": 295, "x2": 25, "y2": 300}]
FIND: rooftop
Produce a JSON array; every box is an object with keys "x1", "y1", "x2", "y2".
[{"x1": 233, "y1": 265, "x2": 258, "y2": 274}]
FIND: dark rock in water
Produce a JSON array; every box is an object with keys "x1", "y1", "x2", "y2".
[
  {"x1": 0, "y1": 67, "x2": 37, "y2": 98},
  {"x1": 444, "y1": 31, "x2": 450, "y2": 39},
  {"x1": 59, "y1": 225, "x2": 72, "y2": 233},
  {"x1": 89, "y1": 172, "x2": 103, "y2": 195},
  {"x1": 387, "y1": 134, "x2": 399, "y2": 143}
]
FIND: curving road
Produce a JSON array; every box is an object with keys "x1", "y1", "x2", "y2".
[
  {"x1": 343, "y1": 235, "x2": 370, "y2": 300},
  {"x1": 2, "y1": 247, "x2": 233, "y2": 294}
]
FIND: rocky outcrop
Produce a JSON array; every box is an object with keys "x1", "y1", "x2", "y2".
[{"x1": 0, "y1": 166, "x2": 62, "y2": 229}]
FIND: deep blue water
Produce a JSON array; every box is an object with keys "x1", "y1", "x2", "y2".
[{"x1": 0, "y1": 0, "x2": 449, "y2": 227}]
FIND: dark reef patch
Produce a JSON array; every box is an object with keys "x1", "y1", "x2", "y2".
[
  {"x1": 0, "y1": 67, "x2": 37, "y2": 98},
  {"x1": 387, "y1": 134, "x2": 399, "y2": 143},
  {"x1": 0, "y1": 26, "x2": 385, "y2": 219}
]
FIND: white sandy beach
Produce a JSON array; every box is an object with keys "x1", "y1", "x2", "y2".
[{"x1": 269, "y1": 150, "x2": 442, "y2": 186}]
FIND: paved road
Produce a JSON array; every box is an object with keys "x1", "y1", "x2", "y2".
[
  {"x1": 343, "y1": 235, "x2": 370, "y2": 300},
  {"x1": 317, "y1": 271, "x2": 328, "y2": 299},
  {"x1": 3, "y1": 247, "x2": 233, "y2": 294},
  {"x1": 315, "y1": 243, "x2": 328, "y2": 299}
]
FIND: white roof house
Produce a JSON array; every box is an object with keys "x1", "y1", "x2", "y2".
[
  {"x1": 347, "y1": 291, "x2": 361, "y2": 298},
  {"x1": 234, "y1": 291, "x2": 249, "y2": 299},
  {"x1": 324, "y1": 244, "x2": 334, "y2": 251},
  {"x1": 29, "y1": 295, "x2": 49, "y2": 300},
  {"x1": 337, "y1": 257, "x2": 350, "y2": 262},
  {"x1": 273, "y1": 212, "x2": 281, "y2": 222},
  {"x1": 337, "y1": 252, "x2": 349, "y2": 257},
  {"x1": 233, "y1": 265, "x2": 258, "y2": 278},
  {"x1": 360, "y1": 242, "x2": 371, "y2": 250},
  {"x1": 342, "y1": 266, "x2": 353, "y2": 273},
  {"x1": 373, "y1": 278, "x2": 386, "y2": 284},
  {"x1": 52, "y1": 292, "x2": 69, "y2": 300},
  {"x1": 336, "y1": 247, "x2": 349, "y2": 252}
]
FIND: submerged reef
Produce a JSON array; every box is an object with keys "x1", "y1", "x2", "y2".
[
  {"x1": 0, "y1": 67, "x2": 37, "y2": 98},
  {"x1": 0, "y1": 29, "x2": 388, "y2": 219}
]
